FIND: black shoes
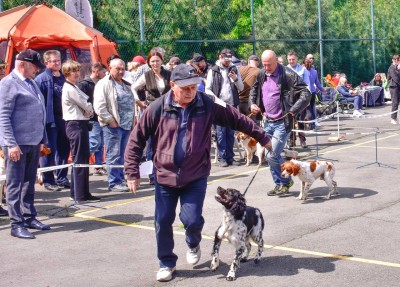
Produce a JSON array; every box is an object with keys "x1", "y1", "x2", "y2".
[
  {"x1": 0, "y1": 206, "x2": 8, "y2": 217},
  {"x1": 24, "y1": 218, "x2": 51, "y2": 230},
  {"x1": 11, "y1": 226, "x2": 35, "y2": 239},
  {"x1": 300, "y1": 140, "x2": 308, "y2": 149}
]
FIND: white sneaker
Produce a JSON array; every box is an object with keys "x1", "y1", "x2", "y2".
[
  {"x1": 390, "y1": 119, "x2": 398, "y2": 125},
  {"x1": 352, "y1": 110, "x2": 362, "y2": 117},
  {"x1": 186, "y1": 245, "x2": 201, "y2": 265},
  {"x1": 359, "y1": 109, "x2": 365, "y2": 115},
  {"x1": 156, "y1": 267, "x2": 176, "y2": 282},
  {"x1": 315, "y1": 121, "x2": 321, "y2": 127}
]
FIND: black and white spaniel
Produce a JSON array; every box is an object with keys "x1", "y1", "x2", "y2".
[{"x1": 210, "y1": 186, "x2": 264, "y2": 281}]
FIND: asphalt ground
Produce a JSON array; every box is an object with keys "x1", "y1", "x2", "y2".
[{"x1": 1, "y1": 104, "x2": 400, "y2": 287}]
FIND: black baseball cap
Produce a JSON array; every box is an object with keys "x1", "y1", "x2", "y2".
[
  {"x1": 16, "y1": 49, "x2": 45, "y2": 69},
  {"x1": 248, "y1": 55, "x2": 260, "y2": 62},
  {"x1": 192, "y1": 53, "x2": 205, "y2": 63},
  {"x1": 171, "y1": 64, "x2": 201, "y2": 87},
  {"x1": 0, "y1": 59, "x2": 7, "y2": 67}
]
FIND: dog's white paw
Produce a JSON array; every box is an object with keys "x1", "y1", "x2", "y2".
[{"x1": 210, "y1": 257, "x2": 219, "y2": 271}]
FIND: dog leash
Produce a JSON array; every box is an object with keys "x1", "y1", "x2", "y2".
[
  {"x1": 242, "y1": 165, "x2": 261, "y2": 197},
  {"x1": 242, "y1": 149, "x2": 275, "y2": 197}
]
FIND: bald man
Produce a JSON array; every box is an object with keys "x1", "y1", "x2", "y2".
[
  {"x1": 249, "y1": 50, "x2": 311, "y2": 196},
  {"x1": 94, "y1": 58, "x2": 135, "y2": 192}
]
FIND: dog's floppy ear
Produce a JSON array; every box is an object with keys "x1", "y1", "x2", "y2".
[
  {"x1": 229, "y1": 189, "x2": 246, "y2": 217},
  {"x1": 292, "y1": 162, "x2": 300, "y2": 176}
]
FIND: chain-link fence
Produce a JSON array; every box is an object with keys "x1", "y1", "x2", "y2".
[{"x1": 2, "y1": 0, "x2": 399, "y2": 85}]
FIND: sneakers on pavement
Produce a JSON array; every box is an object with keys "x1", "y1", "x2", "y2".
[
  {"x1": 277, "y1": 180, "x2": 294, "y2": 196},
  {"x1": 218, "y1": 160, "x2": 228, "y2": 167},
  {"x1": 300, "y1": 140, "x2": 308, "y2": 149},
  {"x1": 186, "y1": 245, "x2": 201, "y2": 265},
  {"x1": 390, "y1": 119, "x2": 398, "y2": 125},
  {"x1": 109, "y1": 184, "x2": 129, "y2": 192},
  {"x1": 156, "y1": 267, "x2": 176, "y2": 282},
  {"x1": 44, "y1": 184, "x2": 61, "y2": 192},
  {"x1": 267, "y1": 185, "x2": 281, "y2": 196},
  {"x1": 93, "y1": 167, "x2": 107, "y2": 176},
  {"x1": 228, "y1": 160, "x2": 241, "y2": 166}
]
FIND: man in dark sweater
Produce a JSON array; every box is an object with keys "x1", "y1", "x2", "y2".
[
  {"x1": 124, "y1": 64, "x2": 272, "y2": 282},
  {"x1": 77, "y1": 62, "x2": 107, "y2": 175}
]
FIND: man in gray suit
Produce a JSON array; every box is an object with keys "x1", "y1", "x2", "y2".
[{"x1": 0, "y1": 49, "x2": 49, "y2": 239}]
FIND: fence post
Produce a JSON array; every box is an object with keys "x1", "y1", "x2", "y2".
[{"x1": 250, "y1": 0, "x2": 256, "y2": 55}]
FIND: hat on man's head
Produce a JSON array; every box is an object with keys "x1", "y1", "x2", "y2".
[
  {"x1": 0, "y1": 59, "x2": 7, "y2": 67},
  {"x1": 248, "y1": 55, "x2": 260, "y2": 62},
  {"x1": 16, "y1": 49, "x2": 45, "y2": 69},
  {"x1": 232, "y1": 56, "x2": 241, "y2": 65},
  {"x1": 220, "y1": 48, "x2": 233, "y2": 58},
  {"x1": 171, "y1": 64, "x2": 202, "y2": 87},
  {"x1": 192, "y1": 53, "x2": 205, "y2": 63},
  {"x1": 168, "y1": 56, "x2": 181, "y2": 66},
  {"x1": 131, "y1": 55, "x2": 146, "y2": 64}
]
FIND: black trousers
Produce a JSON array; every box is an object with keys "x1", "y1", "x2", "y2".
[
  {"x1": 66, "y1": 121, "x2": 90, "y2": 201},
  {"x1": 390, "y1": 86, "x2": 400, "y2": 120},
  {"x1": 4, "y1": 145, "x2": 40, "y2": 227}
]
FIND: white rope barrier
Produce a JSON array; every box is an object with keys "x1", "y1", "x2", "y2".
[
  {"x1": 297, "y1": 108, "x2": 399, "y2": 123},
  {"x1": 0, "y1": 161, "x2": 153, "y2": 182}
]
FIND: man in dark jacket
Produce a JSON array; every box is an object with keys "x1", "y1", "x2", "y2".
[
  {"x1": 205, "y1": 49, "x2": 244, "y2": 167},
  {"x1": 387, "y1": 54, "x2": 400, "y2": 124},
  {"x1": 77, "y1": 62, "x2": 107, "y2": 175},
  {"x1": 250, "y1": 49, "x2": 311, "y2": 196},
  {"x1": 124, "y1": 64, "x2": 272, "y2": 282},
  {"x1": 35, "y1": 50, "x2": 70, "y2": 191}
]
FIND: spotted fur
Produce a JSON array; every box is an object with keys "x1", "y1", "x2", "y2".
[
  {"x1": 236, "y1": 132, "x2": 265, "y2": 166},
  {"x1": 281, "y1": 159, "x2": 338, "y2": 201},
  {"x1": 211, "y1": 186, "x2": 264, "y2": 281}
]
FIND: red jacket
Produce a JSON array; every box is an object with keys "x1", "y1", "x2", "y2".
[{"x1": 124, "y1": 91, "x2": 270, "y2": 187}]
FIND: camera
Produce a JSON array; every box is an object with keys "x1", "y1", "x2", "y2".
[{"x1": 228, "y1": 65, "x2": 237, "y2": 74}]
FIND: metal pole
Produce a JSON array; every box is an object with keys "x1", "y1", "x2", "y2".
[
  {"x1": 318, "y1": 0, "x2": 324, "y2": 81},
  {"x1": 138, "y1": 0, "x2": 145, "y2": 56},
  {"x1": 0, "y1": 0, "x2": 3, "y2": 12},
  {"x1": 371, "y1": 0, "x2": 376, "y2": 74},
  {"x1": 250, "y1": 0, "x2": 256, "y2": 55}
]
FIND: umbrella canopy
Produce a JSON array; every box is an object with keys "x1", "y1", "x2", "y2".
[{"x1": 0, "y1": 3, "x2": 118, "y2": 74}]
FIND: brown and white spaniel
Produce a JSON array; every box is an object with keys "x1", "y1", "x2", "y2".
[
  {"x1": 236, "y1": 132, "x2": 265, "y2": 166},
  {"x1": 281, "y1": 159, "x2": 338, "y2": 200}
]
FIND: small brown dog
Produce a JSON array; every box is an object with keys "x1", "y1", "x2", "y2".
[
  {"x1": 236, "y1": 132, "x2": 265, "y2": 166},
  {"x1": 281, "y1": 159, "x2": 338, "y2": 200}
]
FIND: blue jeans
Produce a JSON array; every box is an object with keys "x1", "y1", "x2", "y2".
[
  {"x1": 89, "y1": 121, "x2": 104, "y2": 165},
  {"x1": 146, "y1": 137, "x2": 154, "y2": 182},
  {"x1": 155, "y1": 177, "x2": 207, "y2": 268},
  {"x1": 39, "y1": 116, "x2": 70, "y2": 186},
  {"x1": 264, "y1": 120, "x2": 292, "y2": 186},
  {"x1": 216, "y1": 125, "x2": 234, "y2": 163},
  {"x1": 102, "y1": 126, "x2": 130, "y2": 188}
]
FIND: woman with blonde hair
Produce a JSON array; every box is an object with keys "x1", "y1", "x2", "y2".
[
  {"x1": 62, "y1": 60, "x2": 99, "y2": 203},
  {"x1": 337, "y1": 77, "x2": 364, "y2": 117}
]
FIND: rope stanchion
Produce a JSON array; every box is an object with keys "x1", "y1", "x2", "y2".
[{"x1": 356, "y1": 128, "x2": 396, "y2": 169}]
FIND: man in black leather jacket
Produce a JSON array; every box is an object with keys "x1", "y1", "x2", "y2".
[{"x1": 249, "y1": 49, "x2": 311, "y2": 196}]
